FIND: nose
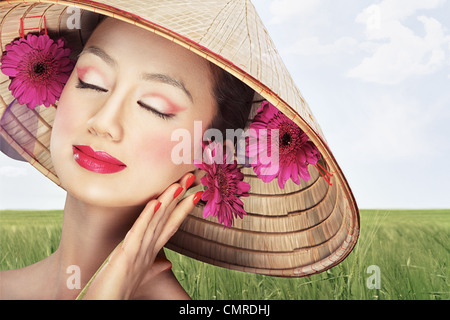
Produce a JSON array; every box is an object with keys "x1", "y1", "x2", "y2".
[{"x1": 87, "y1": 96, "x2": 125, "y2": 142}]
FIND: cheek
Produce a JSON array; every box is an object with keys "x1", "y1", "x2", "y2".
[
  {"x1": 52, "y1": 78, "x2": 87, "y2": 138},
  {"x1": 51, "y1": 96, "x2": 73, "y2": 148},
  {"x1": 131, "y1": 129, "x2": 195, "y2": 182},
  {"x1": 131, "y1": 131, "x2": 183, "y2": 179},
  {"x1": 50, "y1": 83, "x2": 90, "y2": 181},
  {"x1": 137, "y1": 134, "x2": 173, "y2": 164},
  {"x1": 53, "y1": 106, "x2": 76, "y2": 139},
  {"x1": 51, "y1": 95, "x2": 84, "y2": 151}
]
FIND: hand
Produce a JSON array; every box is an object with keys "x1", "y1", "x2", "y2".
[{"x1": 81, "y1": 172, "x2": 202, "y2": 300}]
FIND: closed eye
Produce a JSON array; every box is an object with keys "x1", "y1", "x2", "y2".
[
  {"x1": 137, "y1": 101, "x2": 175, "y2": 120},
  {"x1": 76, "y1": 78, "x2": 109, "y2": 93}
]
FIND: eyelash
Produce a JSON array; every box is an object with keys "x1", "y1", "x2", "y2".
[
  {"x1": 76, "y1": 78, "x2": 108, "y2": 93},
  {"x1": 76, "y1": 78, "x2": 174, "y2": 121},
  {"x1": 137, "y1": 101, "x2": 175, "y2": 120}
]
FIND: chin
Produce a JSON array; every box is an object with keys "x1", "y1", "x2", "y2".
[
  {"x1": 52, "y1": 153, "x2": 166, "y2": 209},
  {"x1": 72, "y1": 189, "x2": 148, "y2": 209},
  {"x1": 60, "y1": 175, "x2": 149, "y2": 209}
]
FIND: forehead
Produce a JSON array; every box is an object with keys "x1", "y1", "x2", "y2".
[
  {"x1": 85, "y1": 18, "x2": 210, "y2": 75},
  {"x1": 83, "y1": 18, "x2": 215, "y2": 103}
]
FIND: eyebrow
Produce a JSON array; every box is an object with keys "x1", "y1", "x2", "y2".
[
  {"x1": 79, "y1": 46, "x2": 193, "y2": 102},
  {"x1": 79, "y1": 46, "x2": 116, "y2": 68},
  {"x1": 142, "y1": 73, "x2": 193, "y2": 103}
]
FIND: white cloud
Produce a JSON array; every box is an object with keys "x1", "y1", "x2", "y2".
[
  {"x1": 348, "y1": 0, "x2": 450, "y2": 84},
  {"x1": 0, "y1": 166, "x2": 28, "y2": 177},
  {"x1": 351, "y1": 93, "x2": 436, "y2": 161},
  {"x1": 359, "y1": 0, "x2": 446, "y2": 24},
  {"x1": 268, "y1": 0, "x2": 322, "y2": 24},
  {"x1": 283, "y1": 36, "x2": 359, "y2": 56}
]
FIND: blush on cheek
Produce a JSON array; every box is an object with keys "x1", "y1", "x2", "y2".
[
  {"x1": 50, "y1": 86, "x2": 86, "y2": 164},
  {"x1": 142, "y1": 135, "x2": 178, "y2": 165},
  {"x1": 139, "y1": 133, "x2": 195, "y2": 179},
  {"x1": 53, "y1": 103, "x2": 82, "y2": 143},
  {"x1": 54, "y1": 106, "x2": 73, "y2": 132},
  {"x1": 135, "y1": 135, "x2": 194, "y2": 197},
  {"x1": 54, "y1": 77, "x2": 83, "y2": 133}
]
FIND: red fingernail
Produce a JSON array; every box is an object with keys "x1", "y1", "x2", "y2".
[
  {"x1": 154, "y1": 201, "x2": 162, "y2": 213},
  {"x1": 173, "y1": 186, "x2": 183, "y2": 199},
  {"x1": 193, "y1": 191, "x2": 203, "y2": 205},
  {"x1": 186, "y1": 174, "x2": 195, "y2": 189}
]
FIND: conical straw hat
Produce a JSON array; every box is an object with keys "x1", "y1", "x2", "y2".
[{"x1": 0, "y1": 0, "x2": 359, "y2": 277}]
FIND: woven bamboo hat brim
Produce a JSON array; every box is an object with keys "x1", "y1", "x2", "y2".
[{"x1": 0, "y1": 0, "x2": 359, "y2": 277}]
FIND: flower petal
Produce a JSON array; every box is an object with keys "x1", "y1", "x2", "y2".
[{"x1": 1, "y1": 33, "x2": 74, "y2": 110}]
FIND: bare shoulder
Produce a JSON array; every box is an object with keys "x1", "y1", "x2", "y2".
[
  {"x1": 134, "y1": 269, "x2": 191, "y2": 300},
  {"x1": 0, "y1": 269, "x2": 13, "y2": 299},
  {"x1": 0, "y1": 257, "x2": 58, "y2": 300},
  {"x1": 0, "y1": 268, "x2": 34, "y2": 300}
]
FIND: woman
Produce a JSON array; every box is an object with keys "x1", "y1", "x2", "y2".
[
  {"x1": 0, "y1": 16, "x2": 255, "y2": 299},
  {"x1": 0, "y1": 0, "x2": 359, "y2": 300}
]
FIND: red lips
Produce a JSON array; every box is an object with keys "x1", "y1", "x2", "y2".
[{"x1": 72, "y1": 145, "x2": 126, "y2": 174}]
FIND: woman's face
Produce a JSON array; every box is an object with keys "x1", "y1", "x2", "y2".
[{"x1": 51, "y1": 18, "x2": 216, "y2": 208}]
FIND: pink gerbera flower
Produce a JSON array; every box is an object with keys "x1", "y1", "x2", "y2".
[
  {"x1": 1, "y1": 33, "x2": 75, "y2": 109},
  {"x1": 247, "y1": 101, "x2": 321, "y2": 189},
  {"x1": 195, "y1": 141, "x2": 250, "y2": 228}
]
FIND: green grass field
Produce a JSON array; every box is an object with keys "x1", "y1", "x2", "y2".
[{"x1": 1, "y1": 209, "x2": 449, "y2": 300}]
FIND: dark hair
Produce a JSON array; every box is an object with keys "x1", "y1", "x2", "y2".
[{"x1": 208, "y1": 64, "x2": 255, "y2": 139}]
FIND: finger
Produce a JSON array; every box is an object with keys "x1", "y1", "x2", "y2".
[
  {"x1": 144, "y1": 173, "x2": 194, "y2": 242},
  {"x1": 146, "y1": 183, "x2": 183, "y2": 239},
  {"x1": 160, "y1": 172, "x2": 195, "y2": 221},
  {"x1": 154, "y1": 191, "x2": 203, "y2": 250},
  {"x1": 138, "y1": 173, "x2": 196, "y2": 259},
  {"x1": 164, "y1": 172, "x2": 195, "y2": 203},
  {"x1": 120, "y1": 199, "x2": 161, "y2": 257}
]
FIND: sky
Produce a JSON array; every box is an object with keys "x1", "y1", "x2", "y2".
[{"x1": 1, "y1": 0, "x2": 449, "y2": 210}]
